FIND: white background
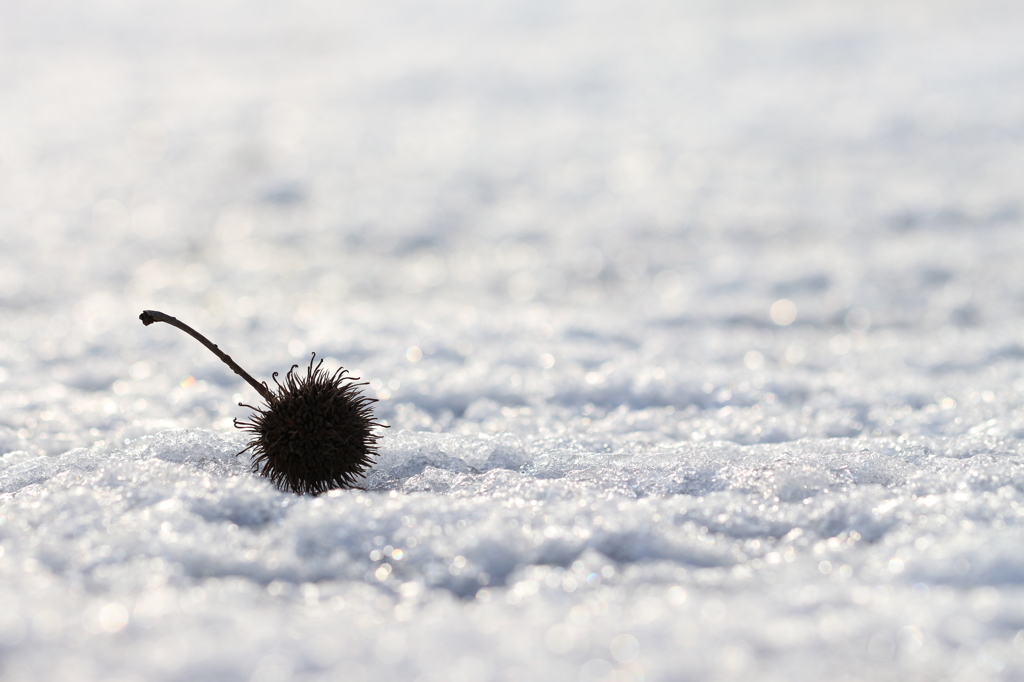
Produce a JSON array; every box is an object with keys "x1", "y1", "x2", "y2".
[{"x1": 3, "y1": 0, "x2": 1024, "y2": 680}]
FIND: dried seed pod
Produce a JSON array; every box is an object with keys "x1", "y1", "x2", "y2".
[
  {"x1": 140, "y1": 310, "x2": 384, "y2": 494},
  {"x1": 235, "y1": 357, "x2": 381, "y2": 493}
]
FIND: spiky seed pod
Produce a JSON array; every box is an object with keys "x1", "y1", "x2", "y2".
[
  {"x1": 236, "y1": 356, "x2": 382, "y2": 494},
  {"x1": 139, "y1": 310, "x2": 384, "y2": 494}
]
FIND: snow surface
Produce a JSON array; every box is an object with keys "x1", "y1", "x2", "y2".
[{"x1": 4, "y1": 0, "x2": 1024, "y2": 679}]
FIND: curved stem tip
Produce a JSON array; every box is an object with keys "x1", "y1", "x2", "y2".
[{"x1": 139, "y1": 310, "x2": 273, "y2": 401}]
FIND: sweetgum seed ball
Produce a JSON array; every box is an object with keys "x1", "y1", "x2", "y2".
[
  {"x1": 237, "y1": 357, "x2": 382, "y2": 494},
  {"x1": 139, "y1": 311, "x2": 383, "y2": 494}
]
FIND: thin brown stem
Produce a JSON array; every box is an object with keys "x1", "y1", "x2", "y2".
[{"x1": 139, "y1": 310, "x2": 273, "y2": 401}]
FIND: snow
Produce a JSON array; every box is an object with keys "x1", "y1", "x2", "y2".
[{"x1": 3, "y1": 0, "x2": 1024, "y2": 679}]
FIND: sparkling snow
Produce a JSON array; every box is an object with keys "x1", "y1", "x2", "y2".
[{"x1": 4, "y1": 0, "x2": 1024, "y2": 680}]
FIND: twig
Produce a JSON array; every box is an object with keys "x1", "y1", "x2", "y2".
[{"x1": 139, "y1": 310, "x2": 273, "y2": 401}]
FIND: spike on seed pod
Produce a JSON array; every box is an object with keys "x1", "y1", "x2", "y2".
[{"x1": 139, "y1": 310, "x2": 385, "y2": 494}]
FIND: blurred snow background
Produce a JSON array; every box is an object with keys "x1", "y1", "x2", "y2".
[{"x1": 3, "y1": 0, "x2": 1024, "y2": 679}]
